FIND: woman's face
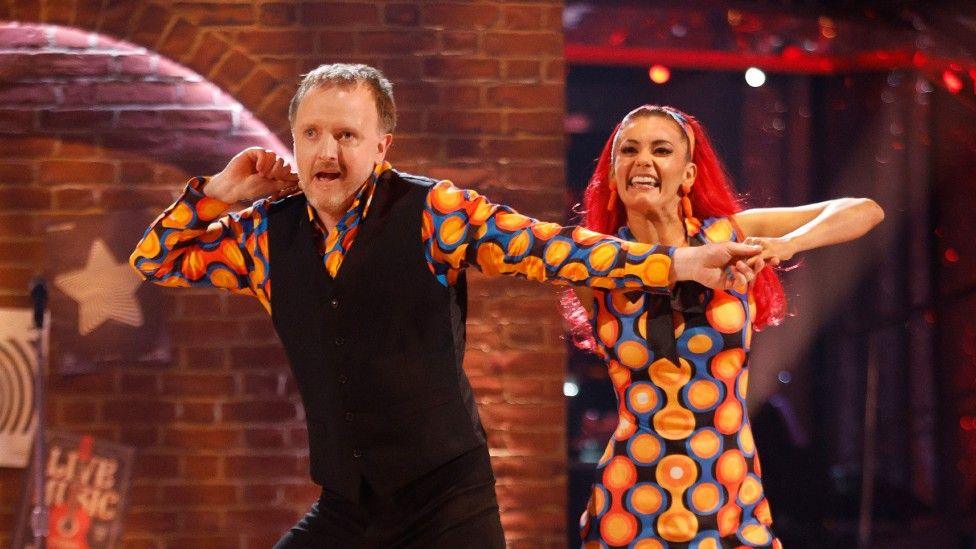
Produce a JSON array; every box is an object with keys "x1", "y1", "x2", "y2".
[{"x1": 612, "y1": 114, "x2": 695, "y2": 217}]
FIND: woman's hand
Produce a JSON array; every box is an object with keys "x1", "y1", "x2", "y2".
[{"x1": 743, "y1": 236, "x2": 797, "y2": 265}]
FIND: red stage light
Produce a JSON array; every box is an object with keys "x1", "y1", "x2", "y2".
[
  {"x1": 943, "y1": 70, "x2": 964, "y2": 94},
  {"x1": 649, "y1": 65, "x2": 670, "y2": 84},
  {"x1": 944, "y1": 247, "x2": 960, "y2": 262}
]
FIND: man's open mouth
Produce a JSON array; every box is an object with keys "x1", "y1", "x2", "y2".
[{"x1": 314, "y1": 170, "x2": 341, "y2": 183}]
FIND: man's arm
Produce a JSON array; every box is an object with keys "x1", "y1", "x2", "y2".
[
  {"x1": 423, "y1": 181, "x2": 760, "y2": 292},
  {"x1": 130, "y1": 148, "x2": 298, "y2": 312}
]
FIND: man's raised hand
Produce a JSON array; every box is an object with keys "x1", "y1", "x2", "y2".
[{"x1": 204, "y1": 147, "x2": 300, "y2": 203}]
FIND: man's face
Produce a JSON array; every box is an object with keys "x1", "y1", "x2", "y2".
[{"x1": 292, "y1": 84, "x2": 392, "y2": 220}]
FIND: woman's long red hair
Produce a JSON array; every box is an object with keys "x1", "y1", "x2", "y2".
[{"x1": 578, "y1": 106, "x2": 786, "y2": 331}]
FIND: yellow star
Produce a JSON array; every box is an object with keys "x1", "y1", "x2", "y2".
[{"x1": 54, "y1": 239, "x2": 144, "y2": 336}]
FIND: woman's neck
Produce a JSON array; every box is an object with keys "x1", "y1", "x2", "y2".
[{"x1": 625, "y1": 204, "x2": 688, "y2": 247}]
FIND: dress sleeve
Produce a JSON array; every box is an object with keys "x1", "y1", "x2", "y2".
[
  {"x1": 422, "y1": 180, "x2": 674, "y2": 293},
  {"x1": 129, "y1": 177, "x2": 272, "y2": 312}
]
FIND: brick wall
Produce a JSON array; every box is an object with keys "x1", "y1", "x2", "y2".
[{"x1": 0, "y1": 2, "x2": 566, "y2": 548}]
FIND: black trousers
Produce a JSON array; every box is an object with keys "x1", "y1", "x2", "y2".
[{"x1": 273, "y1": 445, "x2": 505, "y2": 548}]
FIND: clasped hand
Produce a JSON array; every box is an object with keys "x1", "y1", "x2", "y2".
[{"x1": 204, "y1": 147, "x2": 300, "y2": 203}]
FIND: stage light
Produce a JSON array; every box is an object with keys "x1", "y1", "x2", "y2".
[
  {"x1": 649, "y1": 64, "x2": 670, "y2": 84},
  {"x1": 563, "y1": 379, "x2": 580, "y2": 397},
  {"x1": 745, "y1": 67, "x2": 766, "y2": 87},
  {"x1": 943, "y1": 69, "x2": 963, "y2": 94}
]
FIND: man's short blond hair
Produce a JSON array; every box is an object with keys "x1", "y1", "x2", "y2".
[{"x1": 288, "y1": 63, "x2": 396, "y2": 133}]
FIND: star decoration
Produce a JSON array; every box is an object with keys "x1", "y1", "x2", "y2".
[{"x1": 55, "y1": 239, "x2": 144, "y2": 336}]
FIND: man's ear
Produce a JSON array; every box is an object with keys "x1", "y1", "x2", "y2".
[{"x1": 377, "y1": 133, "x2": 393, "y2": 161}]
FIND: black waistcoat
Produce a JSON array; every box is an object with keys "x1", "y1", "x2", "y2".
[{"x1": 266, "y1": 169, "x2": 486, "y2": 502}]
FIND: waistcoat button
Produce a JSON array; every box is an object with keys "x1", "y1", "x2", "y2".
[
  {"x1": 330, "y1": 298, "x2": 339, "y2": 309},
  {"x1": 344, "y1": 412, "x2": 354, "y2": 422}
]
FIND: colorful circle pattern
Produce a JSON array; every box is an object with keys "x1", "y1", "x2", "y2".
[{"x1": 580, "y1": 218, "x2": 781, "y2": 548}]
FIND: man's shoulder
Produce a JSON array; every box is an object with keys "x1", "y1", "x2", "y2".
[{"x1": 383, "y1": 169, "x2": 438, "y2": 190}]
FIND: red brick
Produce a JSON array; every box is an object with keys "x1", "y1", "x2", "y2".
[
  {"x1": 0, "y1": 25, "x2": 47, "y2": 47},
  {"x1": 133, "y1": 454, "x2": 180, "y2": 479},
  {"x1": 118, "y1": 54, "x2": 156, "y2": 76},
  {"x1": 159, "y1": 109, "x2": 234, "y2": 131},
  {"x1": 428, "y1": 110, "x2": 502, "y2": 135},
  {"x1": 103, "y1": 399, "x2": 177, "y2": 423},
  {"x1": 229, "y1": 345, "x2": 288, "y2": 369},
  {"x1": 120, "y1": 161, "x2": 156, "y2": 183},
  {"x1": 100, "y1": 187, "x2": 175, "y2": 209},
  {"x1": 441, "y1": 31, "x2": 478, "y2": 54},
  {"x1": 0, "y1": 161, "x2": 33, "y2": 184},
  {"x1": 389, "y1": 135, "x2": 442, "y2": 159},
  {"x1": 181, "y1": 346, "x2": 227, "y2": 369},
  {"x1": 358, "y1": 31, "x2": 436, "y2": 55},
  {"x1": 161, "y1": 484, "x2": 237, "y2": 505},
  {"x1": 424, "y1": 57, "x2": 499, "y2": 80},
  {"x1": 39, "y1": 160, "x2": 115, "y2": 184},
  {"x1": 38, "y1": 109, "x2": 113, "y2": 131},
  {"x1": 486, "y1": 137, "x2": 563, "y2": 160},
  {"x1": 505, "y1": 60, "x2": 543, "y2": 80},
  {"x1": 243, "y1": 372, "x2": 280, "y2": 396},
  {"x1": 502, "y1": 5, "x2": 545, "y2": 30},
  {"x1": 52, "y1": 26, "x2": 93, "y2": 48},
  {"x1": 314, "y1": 30, "x2": 360, "y2": 55},
  {"x1": 236, "y1": 70, "x2": 278, "y2": 109},
  {"x1": 182, "y1": 455, "x2": 221, "y2": 479},
  {"x1": 221, "y1": 400, "x2": 297, "y2": 422},
  {"x1": 424, "y1": 3, "x2": 500, "y2": 28},
  {"x1": 179, "y1": 402, "x2": 217, "y2": 423},
  {"x1": 485, "y1": 31, "x2": 562, "y2": 56},
  {"x1": 129, "y1": 3, "x2": 170, "y2": 48},
  {"x1": 226, "y1": 508, "x2": 298, "y2": 535},
  {"x1": 164, "y1": 427, "x2": 241, "y2": 448},
  {"x1": 54, "y1": 185, "x2": 97, "y2": 211},
  {"x1": 507, "y1": 112, "x2": 563, "y2": 135},
  {"x1": 177, "y1": 3, "x2": 256, "y2": 25},
  {"x1": 58, "y1": 400, "x2": 98, "y2": 424},
  {"x1": 115, "y1": 110, "x2": 159, "y2": 129},
  {"x1": 384, "y1": 3, "x2": 420, "y2": 26},
  {"x1": 243, "y1": 483, "x2": 278, "y2": 501},
  {"x1": 162, "y1": 373, "x2": 235, "y2": 396},
  {"x1": 0, "y1": 83, "x2": 56, "y2": 104},
  {"x1": 96, "y1": 82, "x2": 179, "y2": 104},
  {"x1": 0, "y1": 187, "x2": 50, "y2": 210},
  {"x1": 190, "y1": 33, "x2": 231, "y2": 74},
  {"x1": 302, "y1": 2, "x2": 379, "y2": 25},
  {"x1": 125, "y1": 510, "x2": 178, "y2": 532},
  {"x1": 282, "y1": 483, "x2": 321, "y2": 504},
  {"x1": 225, "y1": 455, "x2": 299, "y2": 478},
  {"x1": 0, "y1": 136, "x2": 55, "y2": 157},
  {"x1": 260, "y1": 3, "x2": 296, "y2": 26},
  {"x1": 488, "y1": 84, "x2": 562, "y2": 109},
  {"x1": 119, "y1": 426, "x2": 160, "y2": 447},
  {"x1": 244, "y1": 428, "x2": 285, "y2": 448},
  {"x1": 0, "y1": 109, "x2": 33, "y2": 132},
  {"x1": 167, "y1": 536, "x2": 238, "y2": 549},
  {"x1": 119, "y1": 372, "x2": 159, "y2": 395},
  {"x1": 157, "y1": 17, "x2": 200, "y2": 61},
  {"x1": 236, "y1": 30, "x2": 308, "y2": 55}
]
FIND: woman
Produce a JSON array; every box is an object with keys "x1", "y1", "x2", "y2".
[{"x1": 569, "y1": 105, "x2": 884, "y2": 548}]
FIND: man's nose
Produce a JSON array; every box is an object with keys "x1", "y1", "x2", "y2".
[{"x1": 317, "y1": 135, "x2": 338, "y2": 160}]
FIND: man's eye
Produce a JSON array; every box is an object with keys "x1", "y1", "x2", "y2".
[
  {"x1": 304, "y1": 128, "x2": 316, "y2": 138},
  {"x1": 338, "y1": 131, "x2": 354, "y2": 141}
]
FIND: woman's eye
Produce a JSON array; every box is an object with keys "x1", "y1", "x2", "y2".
[
  {"x1": 621, "y1": 146, "x2": 637, "y2": 154},
  {"x1": 655, "y1": 147, "x2": 672, "y2": 155}
]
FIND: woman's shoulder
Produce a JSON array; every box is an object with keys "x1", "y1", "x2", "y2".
[{"x1": 696, "y1": 216, "x2": 744, "y2": 244}]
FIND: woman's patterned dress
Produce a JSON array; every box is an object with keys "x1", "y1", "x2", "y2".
[{"x1": 580, "y1": 217, "x2": 782, "y2": 549}]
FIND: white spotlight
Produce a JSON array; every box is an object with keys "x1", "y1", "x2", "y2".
[
  {"x1": 563, "y1": 379, "x2": 580, "y2": 397},
  {"x1": 745, "y1": 67, "x2": 766, "y2": 87}
]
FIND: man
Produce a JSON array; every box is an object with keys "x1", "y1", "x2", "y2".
[{"x1": 131, "y1": 63, "x2": 762, "y2": 547}]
